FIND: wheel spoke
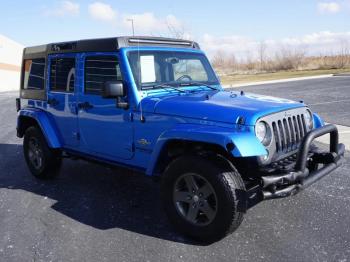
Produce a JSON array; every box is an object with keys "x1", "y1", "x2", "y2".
[
  {"x1": 200, "y1": 201, "x2": 216, "y2": 221},
  {"x1": 184, "y1": 175, "x2": 199, "y2": 191},
  {"x1": 28, "y1": 150, "x2": 34, "y2": 160},
  {"x1": 174, "y1": 191, "x2": 191, "y2": 203},
  {"x1": 37, "y1": 148, "x2": 43, "y2": 159},
  {"x1": 186, "y1": 205, "x2": 199, "y2": 223},
  {"x1": 29, "y1": 140, "x2": 36, "y2": 151},
  {"x1": 173, "y1": 173, "x2": 218, "y2": 226},
  {"x1": 37, "y1": 155, "x2": 42, "y2": 168},
  {"x1": 33, "y1": 155, "x2": 39, "y2": 167},
  {"x1": 198, "y1": 183, "x2": 213, "y2": 198},
  {"x1": 28, "y1": 138, "x2": 43, "y2": 169}
]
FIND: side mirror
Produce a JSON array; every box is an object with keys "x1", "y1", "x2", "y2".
[
  {"x1": 102, "y1": 81, "x2": 125, "y2": 98},
  {"x1": 102, "y1": 81, "x2": 129, "y2": 109}
]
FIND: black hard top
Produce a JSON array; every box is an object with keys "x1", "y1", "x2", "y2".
[{"x1": 23, "y1": 36, "x2": 200, "y2": 59}]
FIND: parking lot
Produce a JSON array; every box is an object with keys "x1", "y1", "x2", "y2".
[
  {"x1": 0, "y1": 76, "x2": 349, "y2": 262},
  {"x1": 230, "y1": 76, "x2": 350, "y2": 126}
]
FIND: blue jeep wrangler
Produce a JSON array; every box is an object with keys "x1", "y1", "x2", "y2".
[{"x1": 16, "y1": 36, "x2": 345, "y2": 242}]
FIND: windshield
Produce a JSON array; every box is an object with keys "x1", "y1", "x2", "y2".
[{"x1": 127, "y1": 50, "x2": 219, "y2": 90}]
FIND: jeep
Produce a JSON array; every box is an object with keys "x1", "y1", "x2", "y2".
[{"x1": 16, "y1": 36, "x2": 345, "y2": 242}]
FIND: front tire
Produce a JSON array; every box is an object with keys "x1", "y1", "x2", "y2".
[
  {"x1": 161, "y1": 155, "x2": 246, "y2": 243},
  {"x1": 23, "y1": 126, "x2": 62, "y2": 179}
]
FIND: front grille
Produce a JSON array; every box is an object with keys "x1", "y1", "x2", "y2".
[
  {"x1": 272, "y1": 114, "x2": 307, "y2": 153},
  {"x1": 256, "y1": 107, "x2": 311, "y2": 165}
]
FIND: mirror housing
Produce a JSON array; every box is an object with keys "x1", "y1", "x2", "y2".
[
  {"x1": 102, "y1": 81, "x2": 125, "y2": 98},
  {"x1": 102, "y1": 81, "x2": 129, "y2": 109}
]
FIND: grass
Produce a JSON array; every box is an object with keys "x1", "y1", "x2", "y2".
[{"x1": 219, "y1": 68, "x2": 350, "y2": 86}]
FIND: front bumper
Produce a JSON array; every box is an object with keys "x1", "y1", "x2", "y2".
[{"x1": 247, "y1": 124, "x2": 345, "y2": 207}]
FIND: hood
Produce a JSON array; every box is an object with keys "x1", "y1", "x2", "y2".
[{"x1": 140, "y1": 90, "x2": 305, "y2": 125}]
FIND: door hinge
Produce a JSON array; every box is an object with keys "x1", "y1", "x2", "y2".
[{"x1": 73, "y1": 132, "x2": 80, "y2": 140}]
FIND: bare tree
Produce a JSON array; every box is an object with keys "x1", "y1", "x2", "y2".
[
  {"x1": 208, "y1": 40, "x2": 349, "y2": 75},
  {"x1": 227, "y1": 53, "x2": 237, "y2": 70},
  {"x1": 211, "y1": 50, "x2": 226, "y2": 68},
  {"x1": 258, "y1": 41, "x2": 267, "y2": 71},
  {"x1": 335, "y1": 39, "x2": 350, "y2": 68},
  {"x1": 243, "y1": 51, "x2": 255, "y2": 71},
  {"x1": 167, "y1": 22, "x2": 186, "y2": 39},
  {"x1": 273, "y1": 45, "x2": 306, "y2": 71}
]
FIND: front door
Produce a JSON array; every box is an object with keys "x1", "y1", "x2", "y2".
[
  {"x1": 77, "y1": 53, "x2": 134, "y2": 160},
  {"x1": 47, "y1": 54, "x2": 78, "y2": 148}
]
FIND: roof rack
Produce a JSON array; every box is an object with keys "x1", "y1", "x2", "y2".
[
  {"x1": 23, "y1": 36, "x2": 200, "y2": 59},
  {"x1": 124, "y1": 37, "x2": 196, "y2": 47}
]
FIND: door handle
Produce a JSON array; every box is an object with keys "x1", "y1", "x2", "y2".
[
  {"x1": 47, "y1": 98, "x2": 59, "y2": 106},
  {"x1": 78, "y1": 102, "x2": 94, "y2": 110}
]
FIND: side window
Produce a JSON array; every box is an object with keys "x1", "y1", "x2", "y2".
[
  {"x1": 85, "y1": 56, "x2": 122, "y2": 95},
  {"x1": 172, "y1": 59, "x2": 208, "y2": 82},
  {"x1": 50, "y1": 57, "x2": 75, "y2": 92},
  {"x1": 23, "y1": 58, "x2": 45, "y2": 90}
]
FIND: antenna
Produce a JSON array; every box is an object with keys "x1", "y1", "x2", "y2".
[{"x1": 127, "y1": 19, "x2": 135, "y2": 36}]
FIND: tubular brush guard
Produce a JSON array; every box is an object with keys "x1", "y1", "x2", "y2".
[{"x1": 256, "y1": 124, "x2": 345, "y2": 201}]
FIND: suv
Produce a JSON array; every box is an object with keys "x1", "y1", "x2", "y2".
[{"x1": 16, "y1": 36, "x2": 345, "y2": 242}]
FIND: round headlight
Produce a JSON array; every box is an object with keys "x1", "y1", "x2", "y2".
[
  {"x1": 255, "y1": 121, "x2": 272, "y2": 146},
  {"x1": 305, "y1": 110, "x2": 313, "y2": 129}
]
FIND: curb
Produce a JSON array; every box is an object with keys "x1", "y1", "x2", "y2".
[
  {"x1": 223, "y1": 74, "x2": 333, "y2": 88},
  {"x1": 333, "y1": 73, "x2": 350, "y2": 77}
]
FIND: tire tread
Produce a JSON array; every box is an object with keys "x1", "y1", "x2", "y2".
[
  {"x1": 23, "y1": 126, "x2": 61, "y2": 179},
  {"x1": 161, "y1": 154, "x2": 246, "y2": 242}
]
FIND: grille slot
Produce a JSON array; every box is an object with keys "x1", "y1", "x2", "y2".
[
  {"x1": 271, "y1": 113, "x2": 307, "y2": 153},
  {"x1": 283, "y1": 119, "x2": 290, "y2": 150}
]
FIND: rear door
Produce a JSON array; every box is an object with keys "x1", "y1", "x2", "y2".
[
  {"x1": 47, "y1": 54, "x2": 79, "y2": 148},
  {"x1": 77, "y1": 53, "x2": 134, "y2": 160}
]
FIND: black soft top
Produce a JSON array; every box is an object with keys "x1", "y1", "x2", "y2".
[{"x1": 23, "y1": 36, "x2": 200, "y2": 59}]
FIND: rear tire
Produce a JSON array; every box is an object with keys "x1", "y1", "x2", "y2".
[
  {"x1": 23, "y1": 126, "x2": 62, "y2": 179},
  {"x1": 161, "y1": 155, "x2": 246, "y2": 243}
]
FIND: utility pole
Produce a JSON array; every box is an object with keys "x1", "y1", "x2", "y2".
[{"x1": 127, "y1": 19, "x2": 135, "y2": 36}]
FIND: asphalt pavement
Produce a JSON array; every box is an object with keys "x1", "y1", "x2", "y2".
[
  {"x1": 229, "y1": 76, "x2": 350, "y2": 127},
  {"x1": 0, "y1": 77, "x2": 350, "y2": 262}
]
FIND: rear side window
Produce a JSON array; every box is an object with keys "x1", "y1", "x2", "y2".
[
  {"x1": 85, "y1": 56, "x2": 122, "y2": 95},
  {"x1": 50, "y1": 58, "x2": 75, "y2": 92},
  {"x1": 23, "y1": 58, "x2": 45, "y2": 90}
]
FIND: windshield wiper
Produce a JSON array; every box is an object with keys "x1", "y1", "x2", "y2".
[
  {"x1": 179, "y1": 81, "x2": 219, "y2": 91},
  {"x1": 142, "y1": 83, "x2": 186, "y2": 93}
]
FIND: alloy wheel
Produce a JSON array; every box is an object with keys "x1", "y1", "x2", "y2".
[
  {"x1": 173, "y1": 173, "x2": 218, "y2": 226},
  {"x1": 27, "y1": 137, "x2": 43, "y2": 170}
]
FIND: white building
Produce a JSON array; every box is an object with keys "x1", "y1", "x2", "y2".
[{"x1": 0, "y1": 34, "x2": 23, "y2": 92}]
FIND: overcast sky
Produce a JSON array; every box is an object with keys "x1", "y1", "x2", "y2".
[{"x1": 1, "y1": 0, "x2": 349, "y2": 59}]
